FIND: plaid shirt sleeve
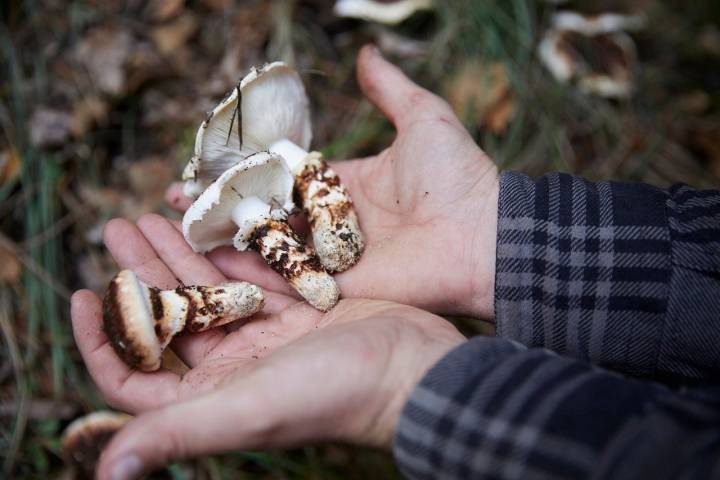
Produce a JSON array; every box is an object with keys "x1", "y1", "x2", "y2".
[
  {"x1": 394, "y1": 337, "x2": 720, "y2": 480},
  {"x1": 495, "y1": 171, "x2": 720, "y2": 384}
]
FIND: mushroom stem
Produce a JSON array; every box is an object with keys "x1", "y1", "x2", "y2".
[
  {"x1": 245, "y1": 218, "x2": 340, "y2": 311},
  {"x1": 103, "y1": 270, "x2": 264, "y2": 371},
  {"x1": 270, "y1": 139, "x2": 365, "y2": 272}
]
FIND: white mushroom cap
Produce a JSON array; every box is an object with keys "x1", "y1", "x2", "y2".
[
  {"x1": 182, "y1": 62, "x2": 311, "y2": 197},
  {"x1": 334, "y1": 0, "x2": 432, "y2": 25},
  {"x1": 62, "y1": 411, "x2": 132, "y2": 476},
  {"x1": 539, "y1": 11, "x2": 641, "y2": 99},
  {"x1": 552, "y1": 11, "x2": 645, "y2": 36},
  {"x1": 183, "y1": 152, "x2": 294, "y2": 253},
  {"x1": 240, "y1": 62, "x2": 312, "y2": 153}
]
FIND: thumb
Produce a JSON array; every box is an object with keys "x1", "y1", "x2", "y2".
[
  {"x1": 96, "y1": 390, "x2": 271, "y2": 480},
  {"x1": 356, "y1": 44, "x2": 452, "y2": 130}
]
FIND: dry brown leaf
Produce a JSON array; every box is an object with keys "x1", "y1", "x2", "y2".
[
  {"x1": 0, "y1": 148, "x2": 21, "y2": 186},
  {"x1": 75, "y1": 26, "x2": 134, "y2": 96},
  {"x1": 446, "y1": 62, "x2": 515, "y2": 134},
  {"x1": 151, "y1": 13, "x2": 198, "y2": 55},
  {"x1": 71, "y1": 96, "x2": 110, "y2": 137},
  {"x1": 0, "y1": 245, "x2": 21, "y2": 284},
  {"x1": 128, "y1": 157, "x2": 175, "y2": 197},
  {"x1": 145, "y1": 0, "x2": 185, "y2": 22}
]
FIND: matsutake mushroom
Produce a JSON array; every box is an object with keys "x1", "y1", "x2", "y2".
[
  {"x1": 103, "y1": 269, "x2": 264, "y2": 371},
  {"x1": 183, "y1": 152, "x2": 340, "y2": 312},
  {"x1": 61, "y1": 411, "x2": 131, "y2": 479},
  {"x1": 333, "y1": 0, "x2": 432, "y2": 25},
  {"x1": 182, "y1": 62, "x2": 364, "y2": 273},
  {"x1": 539, "y1": 10, "x2": 644, "y2": 98}
]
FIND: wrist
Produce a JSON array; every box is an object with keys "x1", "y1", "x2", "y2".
[{"x1": 460, "y1": 165, "x2": 500, "y2": 320}]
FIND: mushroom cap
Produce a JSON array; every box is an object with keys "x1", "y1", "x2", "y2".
[
  {"x1": 183, "y1": 152, "x2": 294, "y2": 253},
  {"x1": 182, "y1": 62, "x2": 311, "y2": 196},
  {"x1": 539, "y1": 12, "x2": 640, "y2": 98},
  {"x1": 334, "y1": 0, "x2": 432, "y2": 25},
  {"x1": 62, "y1": 411, "x2": 131, "y2": 476},
  {"x1": 103, "y1": 269, "x2": 162, "y2": 371},
  {"x1": 552, "y1": 11, "x2": 645, "y2": 36}
]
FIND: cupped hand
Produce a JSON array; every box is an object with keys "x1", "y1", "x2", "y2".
[
  {"x1": 167, "y1": 46, "x2": 499, "y2": 319},
  {"x1": 71, "y1": 213, "x2": 465, "y2": 479}
]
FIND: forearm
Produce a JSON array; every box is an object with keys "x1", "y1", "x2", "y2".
[
  {"x1": 493, "y1": 171, "x2": 720, "y2": 384},
  {"x1": 394, "y1": 336, "x2": 720, "y2": 480}
]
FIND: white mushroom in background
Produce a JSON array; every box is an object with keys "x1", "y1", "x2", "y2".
[
  {"x1": 333, "y1": 0, "x2": 432, "y2": 25},
  {"x1": 103, "y1": 269, "x2": 265, "y2": 371},
  {"x1": 539, "y1": 11, "x2": 645, "y2": 98},
  {"x1": 183, "y1": 152, "x2": 340, "y2": 312},
  {"x1": 183, "y1": 62, "x2": 364, "y2": 273},
  {"x1": 61, "y1": 411, "x2": 132, "y2": 478}
]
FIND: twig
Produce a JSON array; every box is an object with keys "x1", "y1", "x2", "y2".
[
  {"x1": 0, "y1": 232, "x2": 72, "y2": 300},
  {"x1": 0, "y1": 287, "x2": 29, "y2": 475},
  {"x1": 20, "y1": 211, "x2": 76, "y2": 250}
]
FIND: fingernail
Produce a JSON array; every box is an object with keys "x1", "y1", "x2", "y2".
[{"x1": 110, "y1": 455, "x2": 143, "y2": 480}]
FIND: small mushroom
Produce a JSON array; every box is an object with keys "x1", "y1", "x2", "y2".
[
  {"x1": 183, "y1": 152, "x2": 340, "y2": 311},
  {"x1": 539, "y1": 11, "x2": 644, "y2": 98},
  {"x1": 103, "y1": 269, "x2": 264, "y2": 371},
  {"x1": 333, "y1": 0, "x2": 432, "y2": 25},
  {"x1": 183, "y1": 62, "x2": 364, "y2": 273},
  {"x1": 61, "y1": 411, "x2": 131, "y2": 479}
]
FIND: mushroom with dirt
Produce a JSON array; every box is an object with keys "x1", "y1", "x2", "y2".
[
  {"x1": 538, "y1": 10, "x2": 645, "y2": 98},
  {"x1": 103, "y1": 269, "x2": 265, "y2": 372},
  {"x1": 183, "y1": 151, "x2": 340, "y2": 312},
  {"x1": 61, "y1": 411, "x2": 131, "y2": 479},
  {"x1": 182, "y1": 62, "x2": 364, "y2": 274}
]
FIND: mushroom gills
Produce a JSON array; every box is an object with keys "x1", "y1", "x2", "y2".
[
  {"x1": 103, "y1": 269, "x2": 265, "y2": 371},
  {"x1": 270, "y1": 139, "x2": 365, "y2": 273},
  {"x1": 241, "y1": 217, "x2": 340, "y2": 312},
  {"x1": 183, "y1": 153, "x2": 340, "y2": 311}
]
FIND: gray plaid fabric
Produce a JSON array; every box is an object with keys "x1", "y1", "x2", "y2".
[
  {"x1": 394, "y1": 172, "x2": 720, "y2": 479},
  {"x1": 395, "y1": 337, "x2": 720, "y2": 480},
  {"x1": 495, "y1": 172, "x2": 720, "y2": 384}
]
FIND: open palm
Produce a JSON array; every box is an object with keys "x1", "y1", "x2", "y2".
[
  {"x1": 71, "y1": 212, "x2": 464, "y2": 478},
  {"x1": 167, "y1": 46, "x2": 500, "y2": 319}
]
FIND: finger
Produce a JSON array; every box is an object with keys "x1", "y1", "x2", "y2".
[
  {"x1": 356, "y1": 44, "x2": 455, "y2": 130},
  {"x1": 143, "y1": 213, "x2": 300, "y2": 305},
  {"x1": 97, "y1": 387, "x2": 270, "y2": 480},
  {"x1": 103, "y1": 218, "x2": 179, "y2": 290},
  {"x1": 166, "y1": 220, "x2": 303, "y2": 302},
  {"x1": 136, "y1": 213, "x2": 226, "y2": 286},
  {"x1": 104, "y1": 217, "x2": 225, "y2": 367},
  {"x1": 71, "y1": 290, "x2": 181, "y2": 413},
  {"x1": 165, "y1": 182, "x2": 193, "y2": 213}
]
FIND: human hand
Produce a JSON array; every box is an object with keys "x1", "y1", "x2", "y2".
[
  {"x1": 167, "y1": 46, "x2": 499, "y2": 319},
  {"x1": 71, "y1": 213, "x2": 465, "y2": 479}
]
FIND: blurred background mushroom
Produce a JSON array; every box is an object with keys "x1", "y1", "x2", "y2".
[
  {"x1": 333, "y1": 0, "x2": 432, "y2": 25},
  {"x1": 1, "y1": 0, "x2": 719, "y2": 477}
]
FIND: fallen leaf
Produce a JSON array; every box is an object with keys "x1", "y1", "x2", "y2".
[
  {"x1": 0, "y1": 148, "x2": 21, "y2": 186},
  {"x1": 446, "y1": 62, "x2": 515, "y2": 134},
  {"x1": 145, "y1": 0, "x2": 185, "y2": 22},
  {"x1": 75, "y1": 25, "x2": 134, "y2": 96},
  {"x1": 128, "y1": 157, "x2": 175, "y2": 197},
  {"x1": 71, "y1": 96, "x2": 110, "y2": 137},
  {"x1": 29, "y1": 107, "x2": 73, "y2": 148},
  {"x1": 0, "y1": 245, "x2": 21, "y2": 284},
  {"x1": 151, "y1": 13, "x2": 198, "y2": 55}
]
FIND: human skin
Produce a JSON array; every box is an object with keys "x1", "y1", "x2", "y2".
[
  {"x1": 71, "y1": 213, "x2": 465, "y2": 479},
  {"x1": 167, "y1": 45, "x2": 500, "y2": 319},
  {"x1": 70, "y1": 45, "x2": 497, "y2": 479}
]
